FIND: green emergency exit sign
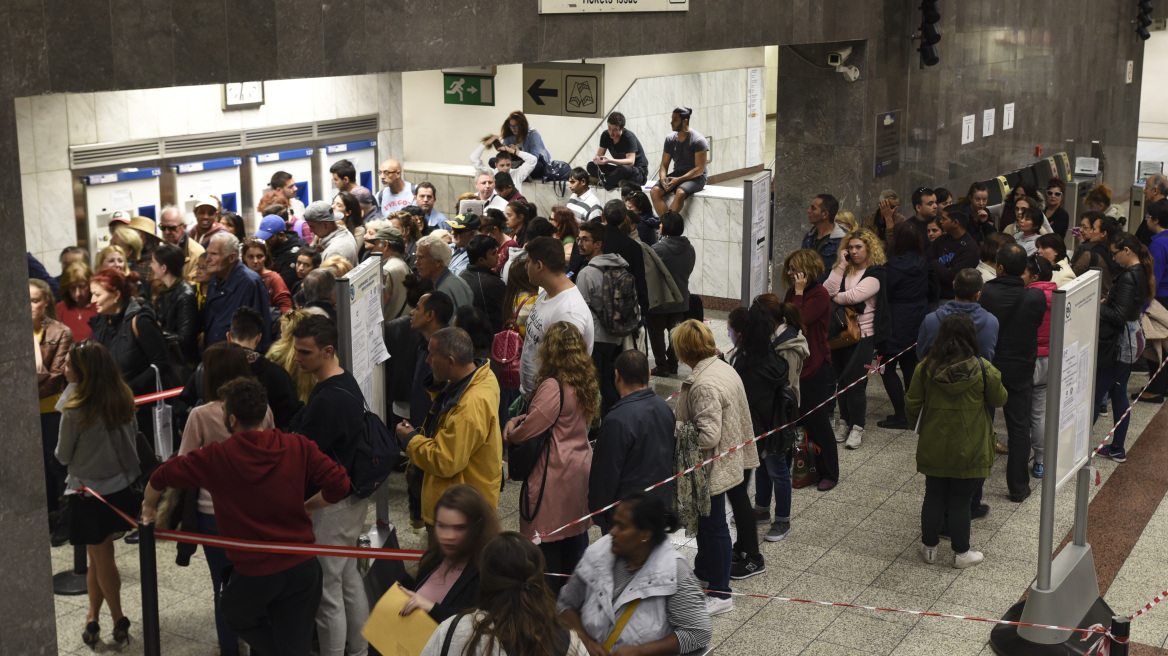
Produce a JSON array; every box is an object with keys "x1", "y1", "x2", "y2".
[{"x1": 443, "y1": 74, "x2": 494, "y2": 106}]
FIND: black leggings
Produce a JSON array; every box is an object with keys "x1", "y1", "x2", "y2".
[
  {"x1": 831, "y1": 337, "x2": 875, "y2": 429},
  {"x1": 727, "y1": 470, "x2": 760, "y2": 558},
  {"x1": 801, "y1": 363, "x2": 839, "y2": 483},
  {"x1": 878, "y1": 348, "x2": 919, "y2": 418}
]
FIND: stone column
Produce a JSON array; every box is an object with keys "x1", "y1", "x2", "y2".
[{"x1": 0, "y1": 97, "x2": 60, "y2": 655}]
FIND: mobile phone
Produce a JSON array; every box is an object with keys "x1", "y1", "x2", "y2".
[
  {"x1": 843, "y1": 252, "x2": 851, "y2": 262},
  {"x1": 1072, "y1": 228, "x2": 1081, "y2": 236}
]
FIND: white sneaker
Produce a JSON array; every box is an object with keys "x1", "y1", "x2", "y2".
[
  {"x1": 920, "y1": 544, "x2": 937, "y2": 564},
  {"x1": 705, "y1": 595, "x2": 734, "y2": 616},
  {"x1": 834, "y1": 422, "x2": 851, "y2": 443},
  {"x1": 953, "y1": 550, "x2": 984, "y2": 569},
  {"x1": 845, "y1": 426, "x2": 864, "y2": 449}
]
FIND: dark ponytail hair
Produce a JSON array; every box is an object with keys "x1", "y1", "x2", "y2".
[
  {"x1": 1025, "y1": 253, "x2": 1053, "y2": 282},
  {"x1": 466, "y1": 532, "x2": 568, "y2": 656},
  {"x1": 753, "y1": 293, "x2": 806, "y2": 334},
  {"x1": 729, "y1": 303, "x2": 776, "y2": 367}
]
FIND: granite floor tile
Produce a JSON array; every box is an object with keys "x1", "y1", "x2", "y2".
[
  {"x1": 714, "y1": 621, "x2": 813, "y2": 655},
  {"x1": 764, "y1": 540, "x2": 830, "y2": 572},
  {"x1": 835, "y1": 528, "x2": 918, "y2": 560},
  {"x1": 919, "y1": 601, "x2": 1007, "y2": 644},
  {"x1": 849, "y1": 585, "x2": 933, "y2": 627},
  {"x1": 820, "y1": 611, "x2": 916, "y2": 654},
  {"x1": 794, "y1": 639, "x2": 879, "y2": 656},
  {"x1": 806, "y1": 548, "x2": 894, "y2": 586},
  {"x1": 895, "y1": 623, "x2": 989, "y2": 656},
  {"x1": 870, "y1": 561, "x2": 960, "y2": 599},
  {"x1": 938, "y1": 573, "x2": 1032, "y2": 612}
]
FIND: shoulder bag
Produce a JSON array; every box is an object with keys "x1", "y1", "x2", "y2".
[{"x1": 509, "y1": 382, "x2": 564, "y2": 525}]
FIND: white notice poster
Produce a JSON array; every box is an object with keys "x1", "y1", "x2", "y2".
[
  {"x1": 1059, "y1": 342, "x2": 1079, "y2": 433},
  {"x1": 745, "y1": 67, "x2": 765, "y2": 168},
  {"x1": 1003, "y1": 103, "x2": 1015, "y2": 130},
  {"x1": 110, "y1": 188, "x2": 133, "y2": 208},
  {"x1": 962, "y1": 115, "x2": 976, "y2": 145},
  {"x1": 983, "y1": 109, "x2": 996, "y2": 137}
]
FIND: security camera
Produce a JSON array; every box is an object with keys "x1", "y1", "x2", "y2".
[{"x1": 827, "y1": 46, "x2": 853, "y2": 67}]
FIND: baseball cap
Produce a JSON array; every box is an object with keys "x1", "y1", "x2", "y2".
[
  {"x1": 351, "y1": 187, "x2": 375, "y2": 208},
  {"x1": 194, "y1": 197, "x2": 219, "y2": 212},
  {"x1": 302, "y1": 200, "x2": 335, "y2": 223},
  {"x1": 369, "y1": 225, "x2": 404, "y2": 242},
  {"x1": 447, "y1": 211, "x2": 481, "y2": 232},
  {"x1": 108, "y1": 210, "x2": 131, "y2": 227},
  {"x1": 254, "y1": 215, "x2": 287, "y2": 240}
]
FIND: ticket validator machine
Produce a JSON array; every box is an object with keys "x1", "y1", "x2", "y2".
[
  {"x1": 249, "y1": 148, "x2": 313, "y2": 215},
  {"x1": 319, "y1": 140, "x2": 378, "y2": 199},
  {"x1": 81, "y1": 168, "x2": 162, "y2": 258},
  {"x1": 171, "y1": 157, "x2": 243, "y2": 221}
]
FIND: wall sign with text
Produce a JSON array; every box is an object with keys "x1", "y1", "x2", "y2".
[{"x1": 539, "y1": 0, "x2": 688, "y2": 13}]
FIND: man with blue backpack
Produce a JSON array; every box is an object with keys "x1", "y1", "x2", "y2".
[{"x1": 289, "y1": 315, "x2": 373, "y2": 656}]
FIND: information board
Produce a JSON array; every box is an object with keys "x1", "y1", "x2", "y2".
[
  {"x1": 1045, "y1": 270, "x2": 1100, "y2": 490},
  {"x1": 740, "y1": 170, "x2": 772, "y2": 305},
  {"x1": 336, "y1": 257, "x2": 391, "y2": 421}
]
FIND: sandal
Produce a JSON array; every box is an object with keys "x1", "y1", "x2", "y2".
[
  {"x1": 82, "y1": 621, "x2": 99, "y2": 648},
  {"x1": 113, "y1": 616, "x2": 131, "y2": 644}
]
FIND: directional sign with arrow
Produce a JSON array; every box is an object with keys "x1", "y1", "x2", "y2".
[
  {"x1": 522, "y1": 63, "x2": 604, "y2": 118},
  {"x1": 527, "y1": 78, "x2": 559, "y2": 106}
]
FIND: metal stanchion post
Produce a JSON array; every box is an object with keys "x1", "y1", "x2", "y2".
[
  {"x1": 1110, "y1": 615, "x2": 1130, "y2": 656},
  {"x1": 139, "y1": 523, "x2": 161, "y2": 656},
  {"x1": 52, "y1": 544, "x2": 88, "y2": 596}
]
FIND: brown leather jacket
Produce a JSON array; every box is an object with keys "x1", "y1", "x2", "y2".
[{"x1": 37, "y1": 319, "x2": 73, "y2": 399}]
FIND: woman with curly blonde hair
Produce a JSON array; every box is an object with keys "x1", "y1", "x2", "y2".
[
  {"x1": 825, "y1": 227, "x2": 887, "y2": 450},
  {"x1": 503, "y1": 321, "x2": 596, "y2": 590},
  {"x1": 265, "y1": 308, "x2": 321, "y2": 403}
]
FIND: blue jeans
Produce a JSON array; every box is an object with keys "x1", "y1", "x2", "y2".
[
  {"x1": 693, "y1": 493, "x2": 731, "y2": 598},
  {"x1": 1093, "y1": 361, "x2": 1133, "y2": 451},
  {"x1": 198, "y1": 512, "x2": 239, "y2": 652},
  {"x1": 762, "y1": 453, "x2": 792, "y2": 522}
]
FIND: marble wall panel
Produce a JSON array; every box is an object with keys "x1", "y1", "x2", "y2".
[
  {"x1": 109, "y1": 0, "x2": 175, "y2": 90},
  {"x1": 30, "y1": 94, "x2": 68, "y2": 173},
  {"x1": 65, "y1": 93, "x2": 98, "y2": 146},
  {"x1": 45, "y1": 0, "x2": 114, "y2": 92},
  {"x1": 21, "y1": 174, "x2": 40, "y2": 254},
  {"x1": 14, "y1": 97, "x2": 34, "y2": 172},
  {"x1": 278, "y1": 0, "x2": 327, "y2": 80},
  {"x1": 172, "y1": 0, "x2": 229, "y2": 85},
  {"x1": 94, "y1": 90, "x2": 131, "y2": 144},
  {"x1": 227, "y1": 0, "x2": 278, "y2": 83}
]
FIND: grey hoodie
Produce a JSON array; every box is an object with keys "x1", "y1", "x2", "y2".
[
  {"x1": 773, "y1": 324, "x2": 811, "y2": 404},
  {"x1": 577, "y1": 253, "x2": 631, "y2": 344}
]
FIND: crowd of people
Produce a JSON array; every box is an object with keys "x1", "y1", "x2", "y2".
[{"x1": 26, "y1": 108, "x2": 1164, "y2": 655}]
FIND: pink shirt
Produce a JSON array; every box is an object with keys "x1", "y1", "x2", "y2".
[
  {"x1": 416, "y1": 560, "x2": 464, "y2": 605},
  {"x1": 825, "y1": 267, "x2": 880, "y2": 338}
]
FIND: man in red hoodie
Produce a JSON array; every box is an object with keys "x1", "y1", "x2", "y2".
[{"x1": 141, "y1": 377, "x2": 351, "y2": 656}]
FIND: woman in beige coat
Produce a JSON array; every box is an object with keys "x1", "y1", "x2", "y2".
[{"x1": 672, "y1": 319, "x2": 757, "y2": 617}]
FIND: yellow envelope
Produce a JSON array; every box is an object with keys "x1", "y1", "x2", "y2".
[{"x1": 362, "y1": 584, "x2": 440, "y2": 656}]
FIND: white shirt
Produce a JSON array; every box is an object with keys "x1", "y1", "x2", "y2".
[
  {"x1": 567, "y1": 188, "x2": 602, "y2": 222},
  {"x1": 519, "y1": 286, "x2": 595, "y2": 393},
  {"x1": 470, "y1": 144, "x2": 537, "y2": 194},
  {"x1": 377, "y1": 182, "x2": 416, "y2": 216}
]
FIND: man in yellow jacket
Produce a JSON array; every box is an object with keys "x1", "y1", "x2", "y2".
[{"x1": 395, "y1": 326, "x2": 502, "y2": 525}]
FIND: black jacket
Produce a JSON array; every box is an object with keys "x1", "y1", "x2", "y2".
[
  {"x1": 90, "y1": 299, "x2": 176, "y2": 395},
  {"x1": 384, "y1": 316, "x2": 422, "y2": 409},
  {"x1": 879, "y1": 252, "x2": 930, "y2": 354},
  {"x1": 979, "y1": 275, "x2": 1046, "y2": 379},
  {"x1": 152, "y1": 280, "x2": 200, "y2": 368},
  {"x1": 290, "y1": 370, "x2": 365, "y2": 496},
  {"x1": 589, "y1": 388, "x2": 675, "y2": 530},
  {"x1": 603, "y1": 223, "x2": 649, "y2": 314},
  {"x1": 927, "y1": 231, "x2": 980, "y2": 299},
  {"x1": 403, "y1": 559, "x2": 480, "y2": 624},
  {"x1": 249, "y1": 351, "x2": 303, "y2": 430},
  {"x1": 460, "y1": 264, "x2": 507, "y2": 333},
  {"x1": 731, "y1": 347, "x2": 789, "y2": 456},
  {"x1": 1099, "y1": 263, "x2": 1147, "y2": 368},
  {"x1": 272, "y1": 231, "x2": 308, "y2": 291}
]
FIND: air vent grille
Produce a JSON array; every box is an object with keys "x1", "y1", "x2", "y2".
[
  {"x1": 163, "y1": 133, "x2": 244, "y2": 154},
  {"x1": 317, "y1": 116, "x2": 379, "y2": 137},
  {"x1": 70, "y1": 141, "x2": 162, "y2": 168},
  {"x1": 245, "y1": 124, "x2": 315, "y2": 145}
]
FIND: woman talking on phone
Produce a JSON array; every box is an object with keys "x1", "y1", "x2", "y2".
[{"x1": 782, "y1": 249, "x2": 838, "y2": 490}]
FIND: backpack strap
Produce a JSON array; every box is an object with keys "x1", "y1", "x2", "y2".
[{"x1": 439, "y1": 612, "x2": 467, "y2": 656}]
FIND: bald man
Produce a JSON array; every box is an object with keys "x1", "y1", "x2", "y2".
[{"x1": 376, "y1": 158, "x2": 416, "y2": 215}]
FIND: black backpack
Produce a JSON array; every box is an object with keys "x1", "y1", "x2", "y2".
[{"x1": 338, "y1": 389, "x2": 400, "y2": 498}]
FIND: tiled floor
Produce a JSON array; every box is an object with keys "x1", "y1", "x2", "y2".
[{"x1": 50, "y1": 310, "x2": 1168, "y2": 655}]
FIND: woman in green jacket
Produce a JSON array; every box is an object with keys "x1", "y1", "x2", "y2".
[{"x1": 906, "y1": 312, "x2": 1007, "y2": 569}]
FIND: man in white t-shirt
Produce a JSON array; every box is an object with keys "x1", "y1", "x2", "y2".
[
  {"x1": 519, "y1": 237, "x2": 595, "y2": 394},
  {"x1": 376, "y1": 158, "x2": 415, "y2": 216},
  {"x1": 470, "y1": 136, "x2": 537, "y2": 196}
]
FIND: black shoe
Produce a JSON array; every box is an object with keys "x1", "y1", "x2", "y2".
[
  {"x1": 1008, "y1": 488, "x2": 1032, "y2": 503},
  {"x1": 1137, "y1": 394, "x2": 1165, "y2": 404},
  {"x1": 585, "y1": 162, "x2": 602, "y2": 187},
  {"x1": 730, "y1": 553, "x2": 766, "y2": 580},
  {"x1": 971, "y1": 503, "x2": 991, "y2": 519},
  {"x1": 51, "y1": 529, "x2": 69, "y2": 548},
  {"x1": 124, "y1": 530, "x2": 139, "y2": 545},
  {"x1": 82, "y1": 621, "x2": 99, "y2": 648},
  {"x1": 877, "y1": 416, "x2": 908, "y2": 429},
  {"x1": 112, "y1": 616, "x2": 131, "y2": 644}
]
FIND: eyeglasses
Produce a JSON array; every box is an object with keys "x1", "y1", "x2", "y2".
[
  {"x1": 1046, "y1": 190, "x2": 1063, "y2": 197},
  {"x1": 160, "y1": 224, "x2": 184, "y2": 232}
]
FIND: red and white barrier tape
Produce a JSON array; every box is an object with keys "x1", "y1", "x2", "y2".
[
  {"x1": 533, "y1": 342, "x2": 919, "y2": 544},
  {"x1": 134, "y1": 387, "x2": 183, "y2": 405},
  {"x1": 1128, "y1": 587, "x2": 1168, "y2": 620}
]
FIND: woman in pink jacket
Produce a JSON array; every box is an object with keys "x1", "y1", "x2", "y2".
[
  {"x1": 503, "y1": 321, "x2": 597, "y2": 590},
  {"x1": 1024, "y1": 255, "x2": 1057, "y2": 479}
]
